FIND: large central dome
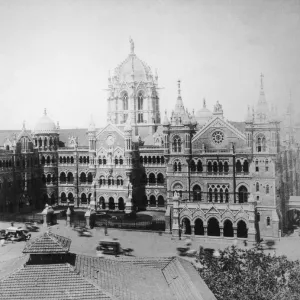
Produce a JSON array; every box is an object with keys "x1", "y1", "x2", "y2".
[{"x1": 114, "y1": 39, "x2": 153, "y2": 82}]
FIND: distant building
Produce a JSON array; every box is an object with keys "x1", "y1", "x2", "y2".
[{"x1": 0, "y1": 40, "x2": 297, "y2": 241}]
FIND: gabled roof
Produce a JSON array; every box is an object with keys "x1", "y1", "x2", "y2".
[
  {"x1": 0, "y1": 263, "x2": 112, "y2": 300},
  {"x1": 22, "y1": 232, "x2": 71, "y2": 254},
  {"x1": 192, "y1": 116, "x2": 246, "y2": 143},
  {"x1": 96, "y1": 123, "x2": 125, "y2": 140}
]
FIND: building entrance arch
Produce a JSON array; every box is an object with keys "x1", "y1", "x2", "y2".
[
  {"x1": 99, "y1": 196, "x2": 105, "y2": 209},
  {"x1": 109, "y1": 197, "x2": 115, "y2": 210},
  {"x1": 118, "y1": 197, "x2": 125, "y2": 210},
  {"x1": 207, "y1": 218, "x2": 220, "y2": 236},
  {"x1": 237, "y1": 220, "x2": 248, "y2": 238},
  {"x1": 182, "y1": 218, "x2": 191, "y2": 235},
  {"x1": 194, "y1": 219, "x2": 204, "y2": 235},
  {"x1": 223, "y1": 220, "x2": 234, "y2": 237}
]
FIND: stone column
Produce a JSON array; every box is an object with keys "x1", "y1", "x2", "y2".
[
  {"x1": 191, "y1": 225, "x2": 195, "y2": 237},
  {"x1": 66, "y1": 207, "x2": 72, "y2": 227},
  {"x1": 233, "y1": 227, "x2": 237, "y2": 238},
  {"x1": 220, "y1": 227, "x2": 224, "y2": 237},
  {"x1": 204, "y1": 226, "x2": 208, "y2": 236},
  {"x1": 171, "y1": 193, "x2": 180, "y2": 237}
]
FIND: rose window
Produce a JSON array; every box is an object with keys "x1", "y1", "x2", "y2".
[{"x1": 212, "y1": 131, "x2": 224, "y2": 145}]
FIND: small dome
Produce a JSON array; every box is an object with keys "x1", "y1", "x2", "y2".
[
  {"x1": 195, "y1": 99, "x2": 213, "y2": 125},
  {"x1": 34, "y1": 109, "x2": 57, "y2": 134}
]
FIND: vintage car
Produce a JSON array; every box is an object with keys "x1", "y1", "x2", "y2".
[
  {"x1": 96, "y1": 239, "x2": 133, "y2": 256},
  {"x1": 5, "y1": 227, "x2": 31, "y2": 242}
]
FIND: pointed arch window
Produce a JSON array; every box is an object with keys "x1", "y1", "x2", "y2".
[
  {"x1": 197, "y1": 160, "x2": 203, "y2": 172},
  {"x1": 123, "y1": 92, "x2": 128, "y2": 110},
  {"x1": 193, "y1": 185, "x2": 201, "y2": 201},
  {"x1": 266, "y1": 184, "x2": 270, "y2": 194},
  {"x1": 190, "y1": 160, "x2": 196, "y2": 172},
  {"x1": 256, "y1": 134, "x2": 266, "y2": 152},
  {"x1": 138, "y1": 92, "x2": 143, "y2": 110},
  {"x1": 172, "y1": 136, "x2": 181, "y2": 153},
  {"x1": 256, "y1": 182, "x2": 260, "y2": 192}
]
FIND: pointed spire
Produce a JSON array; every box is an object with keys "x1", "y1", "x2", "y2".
[
  {"x1": 129, "y1": 37, "x2": 134, "y2": 54},
  {"x1": 177, "y1": 80, "x2": 181, "y2": 98},
  {"x1": 22, "y1": 120, "x2": 26, "y2": 130},
  {"x1": 56, "y1": 121, "x2": 60, "y2": 130},
  {"x1": 44, "y1": 108, "x2": 47, "y2": 116},
  {"x1": 203, "y1": 98, "x2": 206, "y2": 108},
  {"x1": 163, "y1": 110, "x2": 170, "y2": 125},
  {"x1": 260, "y1": 73, "x2": 264, "y2": 91},
  {"x1": 88, "y1": 114, "x2": 96, "y2": 132}
]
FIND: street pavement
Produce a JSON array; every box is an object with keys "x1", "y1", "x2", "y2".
[{"x1": 1, "y1": 220, "x2": 300, "y2": 267}]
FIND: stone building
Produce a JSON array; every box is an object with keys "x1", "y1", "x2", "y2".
[{"x1": 0, "y1": 40, "x2": 290, "y2": 241}]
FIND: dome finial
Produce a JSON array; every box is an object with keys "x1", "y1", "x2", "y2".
[
  {"x1": 203, "y1": 98, "x2": 206, "y2": 108},
  {"x1": 44, "y1": 108, "x2": 47, "y2": 116},
  {"x1": 129, "y1": 37, "x2": 134, "y2": 54},
  {"x1": 22, "y1": 120, "x2": 26, "y2": 130},
  {"x1": 260, "y1": 73, "x2": 264, "y2": 91}
]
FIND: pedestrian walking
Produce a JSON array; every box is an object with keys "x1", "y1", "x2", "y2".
[{"x1": 104, "y1": 224, "x2": 108, "y2": 236}]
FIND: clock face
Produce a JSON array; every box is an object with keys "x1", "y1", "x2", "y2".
[{"x1": 106, "y1": 135, "x2": 114, "y2": 146}]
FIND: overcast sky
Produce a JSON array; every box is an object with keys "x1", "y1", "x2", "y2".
[{"x1": 0, "y1": 0, "x2": 299, "y2": 130}]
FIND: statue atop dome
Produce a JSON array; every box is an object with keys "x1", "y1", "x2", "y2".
[
  {"x1": 214, "y1": 101, "x2": 222, "y2": 112},
  {"x1": 129, "y1": 37, "x2": 134, "y2": 54}
]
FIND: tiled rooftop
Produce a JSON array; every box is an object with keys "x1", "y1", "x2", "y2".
[
  {"x1": 22, "y1": 232, "x2": 71, "y2": 254},
  {"x1": 0, "y1": 263, "x2": 112, "y2": 300}
]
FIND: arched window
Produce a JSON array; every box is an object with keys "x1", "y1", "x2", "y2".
[
  {"x1": 173, "y1": 162, "x2": 177, "y2": 172},
  {"x1": 172, "y1": 136, "x2": 181, "y2": 152},
  {"x1": 219, "y1": 188, "x2": 223, "y2": 203},
  {"x1": 81, "y1": 193, "x2": 87, "y2": 204},
  {"x1": 103, "y1": 157, "x2": 107, "y2": 165},
  {"x1": 59, "y1": 157, "x2": 63, "y2": 164},
  {"x1": 149, "y1": 195, "x2": 156, "y2": 207},
  {"x1": 225, "y1": 188, "x2": 229, "y2": 203},
  {"x1": 193, "y1": 185, "x2": 201, "y2": 201},
  {"x1": 118, "y1": 197, "x2": 125, "y2": 210},
  {"x1": 157, "y1": 173, "x2": 164, "y2": 184},
  {"x1": 123, "y1": 92, "x2": 128, "y2": 110},
  {"x1": 117, "y1": 176, "x2": 123, "y2": 186},
  {"x1": 178, "y1": 162, "x2": 182, "y2": 172},
  {"x1": 41, "y1": 156, "x2": 45, "y2": 165},
  {"x1": 67, "y1": 172, "x2": 74, "y2": 184},
  {"x1": 148, "y1": 156, "x2": 152, "y2": 164},
  {"x1": 236, "y1": 160, "x2": 242, "y2": 173},
  {"x1": 68, "y1": 193, "x2": 74, "y2": 203},
  {"x1": 139, "y1": 156, "x2": 143, "y2": 164},
  {"x1": 99, "y1": 176, "x2": 105, "y2": 186},
  {"x1": 237, "y1": 220, "x2": 248, "y2": 238},
  {"x1": 265, "y1": 159, "x2": 269, "y2": 172},
  {"x1": 152, "y1": 156, "x2": 156, "y2": 164},
  {"x1": 149, "y1": 173, "x2": 156, "y2": 185},
  {"x1": 79, "y1": 156, "x2": 83, "y2": 164},
  {"x1": 190, "y1": 160, "x2": 196, "y2": 172},
  {"x1": 218, "y1": 161, "x2": 223, "y2": 173},
  {"x1": 161, "y1": 156, "x2": 165, "y2": 164},
  {"x1": 224, "y1": 161, "x2": 229, "y2": 173},
  {"x1": 80, "y1": 173, "x2": 86, "y2": 183},
  {"x1": 87, "y1": 172, "x2": 93, "y2": 184},
  {"x1": 157, "y1": 156, "x2": 160, "y2": 164},
  {"x1": 61, "y1": 192, "x2": 67, "y2": 203},
  {"x1": 197, "y1": 160, "x2": 203, "y2": 172},
  {"x1": 238, "y1": 186, "x2": 248, "y2": 203},
  {"x1": 71, "y1": 157, "x2": 74, "y2": 164},
  {"x1": 157, "y1": 195, "x2": 164, "y2": 207},
  {"x1": 63, "y1": 157, "x2": 67, "y2": 164},
  {"x1": 59, "y1": 173, "x2": 66, "y2": 184},
  {"x1": 256, "y1": 182, "x2": 260, "y2": 192},
  {"x1": 83, "y1": 156, "x2": 87, "y2": 164},
  {"x1": 194, "y1": 219, "x2": 204, "y2": 236},
  {"x1": 99, "y1": 196, "x2": 105, "y2": 209},
  {"x1": 266, "y1": 184, "x2": 270, "y2": 194},
  {"x1": 109, "y1": 197, "x2": 115, "y2": 210},
  {"x1": 243, "y1": 160, "x2": 249, "y2": 173},
  {"x1": 213, "y1": 162, "x2": 218, "y2": 174},
  {"x1": 119, "y1": 157, "x2": 123, "y2": 165},
  {"x1": 256, "y1": 134, "x2": 266, "y2": 152},
  {"x1": 208, "y1": 188, "x2": 213, "y2": 202},
  {"x1": 66, "y1": 156, "x2": 70, "y2": 164},
  {"x1": 214, "y1": 188, "x2": 218, "y2": 202},
  {"x1": 223, "y1": 220, "x2": 234, "y2": 237},
  {"x1": 138, "y1": 92, "x2": 143, "y2": 110},
  {"x1": 98, "y1": 158, "x2": 102, "y2": 165},
  {"x1": 207, "y1": 161, "x2": 212, "y2": 173},
  {"x1": 144, "y1": 156, "x2": 147, "y2": 164}
]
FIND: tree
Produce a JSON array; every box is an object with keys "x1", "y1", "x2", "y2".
[{"x1": 197, "y1": 246, "x2": 300, "y2": 300}]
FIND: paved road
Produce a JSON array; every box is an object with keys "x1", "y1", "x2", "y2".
[{"x1": 1, "y1": 220, "x2": 300, "y2": 267}]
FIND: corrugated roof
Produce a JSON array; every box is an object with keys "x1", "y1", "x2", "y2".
[{"x1": 22, "y1": 232, "x2": 71, "y2": 254}]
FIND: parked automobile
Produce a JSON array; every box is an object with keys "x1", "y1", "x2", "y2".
[
  {"x1": 5, "y1": 227, "x2": 31, "y2": 242},
  {"x1": 96, "y1": 239, "x2": 134, "y2": 256}
]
